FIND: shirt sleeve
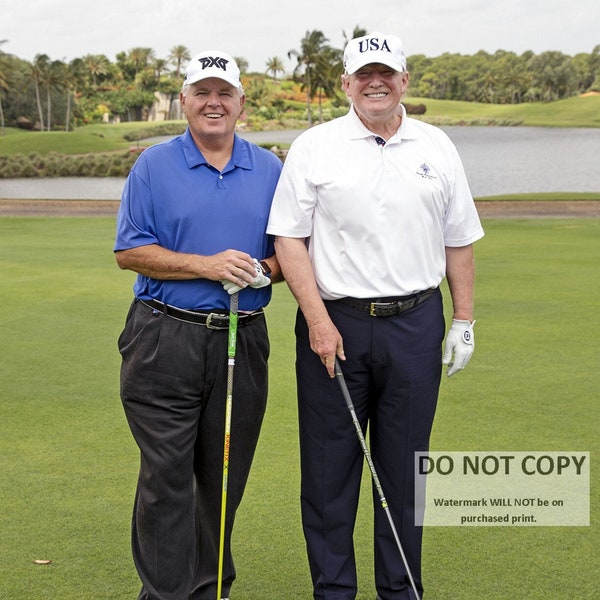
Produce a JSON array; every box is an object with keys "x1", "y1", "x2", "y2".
[
  {"x1": 267, "y1": 137, "x2": 316, "y2": 238},
  {"x1": 114, "y1": 160, "x2": 159, "y2": 252},
  {"x1": 443, "y1": 142, "x2": 485, "y2": 247}
]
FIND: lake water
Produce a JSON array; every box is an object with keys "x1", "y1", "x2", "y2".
[
  {"x1": 443, "y1": 126, "x2": 600, "y2": 196},
  {"x1": 1, "y1": 127, "x2": 599, "y2": 199}
]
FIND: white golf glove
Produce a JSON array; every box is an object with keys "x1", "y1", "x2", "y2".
[
  {"x1": 221, "y1": 258, "x2": 271, "y2": 295},
  {"x1": 442, "y1": 319, "x2": 476, "y2": 377}
]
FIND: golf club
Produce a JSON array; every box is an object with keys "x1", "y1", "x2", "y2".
[
  {"x1": 216, "y1": 291, "x2": 239, "y2": 600},
  {"x1": 334, "y1": 358, "x2": 421, "y2": 600}
]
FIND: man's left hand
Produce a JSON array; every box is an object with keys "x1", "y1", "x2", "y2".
[{"x1": 442, "y1": 319, "x2": 476, "y2": 376}]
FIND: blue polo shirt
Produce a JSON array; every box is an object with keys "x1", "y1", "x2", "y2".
[{"x1": 115, "y1": 129, "x2": 282, "y2": 312}]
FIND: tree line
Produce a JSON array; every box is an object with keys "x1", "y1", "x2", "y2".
[{"x1": 1, "y1": 29, "x2": 599, "y2": 134}]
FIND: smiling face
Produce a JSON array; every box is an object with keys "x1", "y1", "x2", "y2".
[
  {"x1": 342, "y1": 63, "x2": 409, "y2": 134},
  {"x1": 180, "y1": 78, "x2": 245, "y2": 144}
]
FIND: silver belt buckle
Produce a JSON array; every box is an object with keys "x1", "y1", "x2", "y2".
[{"x1": 205, "y1": 312, "x2": 227, "y2": 330}]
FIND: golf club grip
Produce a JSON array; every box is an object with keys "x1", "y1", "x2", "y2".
[
  {"x1": 334, "y1": 359, "x2": 353, "y2": 410},
  {"x1": 228, "y1": 292, "x2": 239, "y2": 358}
]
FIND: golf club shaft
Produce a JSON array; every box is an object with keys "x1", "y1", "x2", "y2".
[
  {"x1": 334, "y1": 358, "x2": 421, "y2": 600},
  {"x1": 217, "y1": 292, "x2": 239, "y2": 600}
]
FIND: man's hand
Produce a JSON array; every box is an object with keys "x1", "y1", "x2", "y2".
[
  {"x1": 221, "y1": 258, "x2": 271, "y2": 295},
  {"x1": 442, "y1": 319, "x2": 476, "y2": 376},
  {"x1": 306, "y1": 318, "x2": 345, "y2": 379}
]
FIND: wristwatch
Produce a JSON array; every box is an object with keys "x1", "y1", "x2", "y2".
[{"x1": 259, "y1": 260, "x2": 272, "y2": 275}]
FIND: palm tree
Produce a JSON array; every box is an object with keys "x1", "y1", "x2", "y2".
[
  {"x1": 266, "y1": 56, "x2": 285, "y2": 80},
  {"x1": 0, "y1": 39, "x2": 10, "y2": 135},
  {"x1": 31, "y1": 54, "x2": 49, "y2": 130},
  {"x1": 153, "y1": 58, "x2": 168, "y2": 79},
  {"x1": 127, "y1": 47, "x2": 155, "y2": 78},
  {"x1": 39, "y1": 59, "x2": 66, "y2": 131},
  {"x1": 343, "y1": 26, "x2": 368, "y2": 44},
  {"x1": 82, "y1": 54, "x2": 110, "y2": 89},
  {"x1": 234, "y1": 56, "x2": 249, "y2": 74},
  {"x1": 64, "y1": 58, "x2": 86, "y2": 131},
  {"x1": 312, "y1": 46, "x2": 343, "y2": 122},
  {"x1": 169, "y1": 45, "x2": 190, "y2": 79},
  {"x1": 167, "y1": 45, "x2": 190, "y2": 119},
  {"x1": 288, "y1": 30, "x2": 331, "y2": 125}
]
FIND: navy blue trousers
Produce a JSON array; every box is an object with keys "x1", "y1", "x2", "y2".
[
  {"x1": 118, "y1": 299, "x2": 269, "y2": 600},
  {"x1": 295, "y1": 290, "x2": 444, "y2": 600}
]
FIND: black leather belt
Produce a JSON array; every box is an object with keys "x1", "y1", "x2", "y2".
[
  {"x1": 141, "y1": 299, "x2": 264, "y2": 329},
  {"x1": 337, "y1": 288, "x2": 437, "y2": 317}
]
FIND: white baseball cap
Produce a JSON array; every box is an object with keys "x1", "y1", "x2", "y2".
[
  {"x1": 184, "y1": 50, "x2": 241, "y2": 88},
  {"x1": 343, "y1": 32, "x2": 407, "y2": 74}
]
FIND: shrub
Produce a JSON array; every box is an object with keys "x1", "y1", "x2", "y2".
[
  {"x1": 0, "y1": 146, "x2": 283, "y2": 178},
  {"x1": 123, "y1": 123, "x2": 186, "y2": 141}
]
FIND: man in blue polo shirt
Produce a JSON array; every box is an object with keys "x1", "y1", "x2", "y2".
[{"x1": 114, "y1": 50, "x2": 282, "y2": 600}]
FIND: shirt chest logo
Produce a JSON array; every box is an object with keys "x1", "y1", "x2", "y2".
[{"x1": 416, "y1": 162, "x2": 437, "y2": 180}]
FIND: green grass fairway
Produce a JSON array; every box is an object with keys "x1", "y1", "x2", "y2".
[
  {"x1": 405, "y1": 94, "x2": 600, "y2": 128},
  {"x1": 1, "y1": 217, "x2": 597, "y2": 599},
  {"x1": 0, "y1": 121, "x2": 187, "y2": 155}
]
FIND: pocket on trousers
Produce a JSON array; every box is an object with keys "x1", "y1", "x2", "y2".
[{"x1": 117, "y1": 300, "x2": 158, "y2": 359}]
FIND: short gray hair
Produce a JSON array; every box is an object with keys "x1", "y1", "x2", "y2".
[{"x1": 181, "y1": 81, "x2": 244, "y2": 96}]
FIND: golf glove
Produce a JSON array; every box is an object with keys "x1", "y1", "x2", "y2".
[
  {"x1": 221, "y1": 258, "x2": 271, "y2": 295},
  {"x1": 442, "y1": 319, "x2": 476, "y2": 377}
]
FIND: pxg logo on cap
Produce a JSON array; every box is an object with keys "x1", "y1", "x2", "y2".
[
  {"x1": 343, "y1": 32, "x2": 407, "y2": 75},
  {"x1": 184, "y1": 50, "x2": 241, "y2": 89}
]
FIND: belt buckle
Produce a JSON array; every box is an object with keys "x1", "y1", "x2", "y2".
[
  {"x1": 369, "y1": 302, "x2": 391, "y2": 317},
  {"x1": 370, "y1": 301, "x2": 400, "y2": 317},
  {"x1": 205, "y1": 313, "x2": 227, "y2": 330}
]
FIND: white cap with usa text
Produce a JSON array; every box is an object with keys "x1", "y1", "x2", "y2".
[{"x1": 343, "y1": 32, "x2": 407, "y2": 74}]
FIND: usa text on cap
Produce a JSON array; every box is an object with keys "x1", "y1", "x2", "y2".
[{"x1": 343, "y1": 32, "x2": 407, "y2": 74}]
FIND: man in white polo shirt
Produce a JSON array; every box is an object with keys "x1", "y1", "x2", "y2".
[{"x1": 267, "y1": 32, "x2": 484, "y2": 600}]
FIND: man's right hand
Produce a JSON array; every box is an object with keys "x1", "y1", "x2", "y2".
[{"x1": 308, "y1": 318, "x2": 346, "y2": 378}]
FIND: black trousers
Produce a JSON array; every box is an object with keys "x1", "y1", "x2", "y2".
[
  {"x1": 295, "y1": 290, "x2": 444, "y2": 600},
  {"x1": 118, "y1": 299, "x2": 269, "y2": 600}
]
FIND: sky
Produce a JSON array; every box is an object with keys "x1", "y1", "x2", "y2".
[{"x1": 2, "y1": 0, "x2": 599, "y2": 73}]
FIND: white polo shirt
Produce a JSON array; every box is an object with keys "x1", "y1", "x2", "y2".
[{"x1": 267, "y1": 105, "x2": 484, "y2": 300}]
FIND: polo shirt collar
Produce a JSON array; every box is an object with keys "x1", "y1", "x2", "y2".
[
  {"x1": 346, "y1": 103, "x2": 418, "y2": 144},
  {"x1": 181, "y1": 128, "x2": 252, "y2": 171}
]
